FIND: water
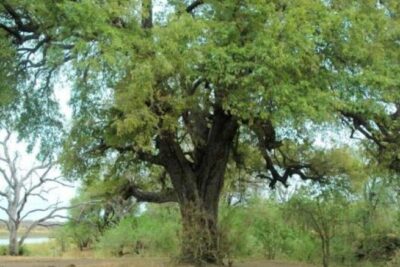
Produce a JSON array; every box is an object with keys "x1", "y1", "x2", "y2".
[{"x1": 0, "y1": 237, "x2": 49, "y2": 245}]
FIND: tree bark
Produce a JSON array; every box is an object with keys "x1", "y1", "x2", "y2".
[
  {"x1": 155, "y1": 108, "x2": 238, "y2": 265},
  {"x1": 179, "y1": 199, "x2": 222, "y2": 265},
  {"x1": 322, "y1": 239, "x2": 330, "y2": 267},
  {"x1": 8, "y1": 199, "x2": 20, "y2": 256},
  {"x1": 8, "y1": 223, "x2": 19, "y2": 256}
]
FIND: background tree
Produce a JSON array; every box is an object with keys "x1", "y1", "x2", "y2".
[
  {"x1": 286, "y1": 182, "x2": 351, "y2": 267},
  {"x1": 0, "y1": 0, "x2": 399, "y2": 264},
  {"x1": 338, "y1": 1, "x2": 400, "y2": 173},
  {"x1": 0, "y1": 130, "x2": 69, "y2": 255}
]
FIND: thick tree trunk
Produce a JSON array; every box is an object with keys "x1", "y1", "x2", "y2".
[
  {"x1": 156, "y1": 108, "x2": 238, "y2": 265},
  {"x1": 179, "y1": 199, "x2": 222, "y2": 265}
]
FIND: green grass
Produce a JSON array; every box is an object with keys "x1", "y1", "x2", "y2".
[{"x1": 23, "y1": 241, "x2": 60, "y2": 257}]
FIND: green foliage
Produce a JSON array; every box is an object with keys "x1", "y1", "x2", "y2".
[
  {"x1": 219, "y1": 206, "x2": 260, "y2": 258},
  {"x1": 0, "y1": 244, "x2": 30, "y2": 256},
  {"x1": 134, "y1": 205, "x2": 180, "y2": 255},
  {"x1": 17, "y1": 245, "x2": 29, "y2": 256},
  {"x1": 22, "y1": 242, "x2": 58, "y2": 257},
  {"x1": 0, "y1": 33, "x2": 16, "y2": 108},
  {"x1": 51, "y1": 226, "x2": 72, "y2": 255},
  {"x1": 39, "y1": 0, "x2": 398, "y2": 189},
  {"x1": 0, "y1": 245, "x2": 7, "y2": 256},
  {"x1": 96, "y1": 216, "x2": 138, "y2": 256},
  {"x1": 0, "y1": 0, "x2": 398, "y2": 179},
  {"x1": 284, "y1": 184, "x2": 352, "y2": 267},
  {"x1": 219, "y1": 198, "x2": 319, "y2": 262},
  {"x1": 56, "y1": 194, "x2": 103, "y2": 251},
  {"x1": 251, "y1": 199, "x2": 314, "y2": 261},
  {"x1": 56, "y1": 220, "x2": 98, "y2": 252},
  {"x1": 355, "y1": 234, "x2": 400, "y2": 262},
  {"x1": 30, "y1": 178, "x2": 400, "y2": 266},
  {"x1": 387, "y1": 250, "x2": 400, "y2": 267},
  {"x1": 96, "y1": 204, "x2": 180, "y2": 256}
]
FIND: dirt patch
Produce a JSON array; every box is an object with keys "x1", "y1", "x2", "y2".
[
  {"x1": 0, "y1": 257, "x2": 146, "y2": 267},
  {"x1": 0, "y1": 257, "x2": 316, "y2": 267}
]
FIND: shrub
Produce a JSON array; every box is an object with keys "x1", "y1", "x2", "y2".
[
  {"x1": 96, "y1": 204, "x2": 180, "y2": 256},
  {"x1": 0, "y1": 244, "x2": 30, "y2": 256},
  {"x1": 96, "y1": 216, "x2": 138, "y2": 256},
  {"x1": 387, "y1": 250, "x2": 400, "y2": 267},
  {"x1": 355, "y1": 234, "x2": 400, "y2": 262},
  {"x1": 219, "y1": 206, "x2": 260, "y2": 259},
  {"x1": 0, "y1": 245, "x2": 7, "y2": 255},
  {"x1": 18, "y1": 245, "x2": 29, "y2": 256},
  {"x1": 135, "y1": 206, "x2": 180, "y2": 255}
]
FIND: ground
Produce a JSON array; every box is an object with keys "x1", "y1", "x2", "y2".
[{"x1": 0, "y1": 257, "x2": 316, "y2": 267}]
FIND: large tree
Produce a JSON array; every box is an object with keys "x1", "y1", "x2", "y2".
[{"x1": 0, "y1": 0, "x2": 399, "y2": 264}]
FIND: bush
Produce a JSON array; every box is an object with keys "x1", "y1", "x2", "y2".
[
  {"x1": 58, "y1": 222, "x2": 98, "y2": 251},
  {"x1": 356, "y1": 234, "x2": 400, "y2": 262},
  {"x1": 18, "y1": 245, "x2": 29, "y2": 256},
  {"x1": 0, "y1": 245, "x2": 7, "y2": 255},
  {"x1": 387, "y1": 250, "x2": 400, "y2": 267},
  {"x1": 96, "y1": 204, "x2": 180, "y2": 256},
  {"x1": 0, "y1": 245, "x2": 30, "y2": 256},
  {"x1": 284, "y1": 234, "x2": 318, "y2": 263},
  {"x1": 135, "y1": 205, "x2": 180, "y2": 255},
  {"x1": 96, "y1": 216, "x2": 138, "y2": 256},
  {"x1": 219, "y1": 198, "x2": 319, "y2": 262},
  {"x1": 52, "y1": 227, "x2": 72, "y2": 255},
  {"x1": 251, "y1": 201, "x2": 317, "y2": 261},
  {"x1": 219, "y1": 206, "x2": 260, "y2": 259}
]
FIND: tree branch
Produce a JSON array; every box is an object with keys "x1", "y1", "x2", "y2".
[
  {"x1": 186, "y1": 0, "x2": 204, "y2": 13},
  {"x1": 91, "y1": 141, "x2": 165, "y2": 166},
  {"x1": 252, "y1": 120, "x2": 324, "y2": 188},
  {"x1": 122, "y1": 182, "x2": 177, "y2": 203},
  {"x1": 19, "y1": 207, "x2": 70, "y2": 246}
]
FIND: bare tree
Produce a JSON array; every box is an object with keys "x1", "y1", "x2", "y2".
[{"x1": 0, "y1": 130, "x2": 70, "y2": 255}]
